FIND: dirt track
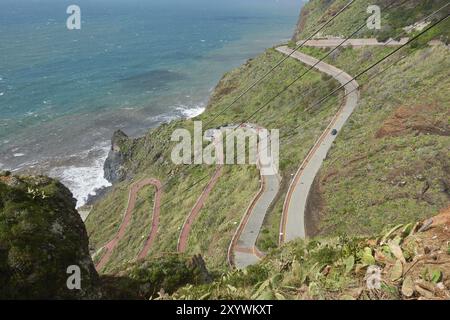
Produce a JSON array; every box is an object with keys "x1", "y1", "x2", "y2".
[
  {"x1": 96, "y1": 178, "x2": 162, "y2": 271},
  {"x1": 297, "y1": 37, "x2": 409, "y2": 48},
  {"x1": 177, "y1": 165, "x2": 224, "y2": 252},
  {"x1": 177, "y1": 133, "x2": 224, "y2": 253}
]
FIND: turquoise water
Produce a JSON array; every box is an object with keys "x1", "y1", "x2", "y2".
[{"x1": 0, "y1": 0, "x2": 302, "y2": 206}]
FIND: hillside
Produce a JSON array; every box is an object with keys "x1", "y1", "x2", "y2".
[
  {"x1": 85, "y1": 47, "x2": 343, "y2": 272},
  {"x1": 86, "y1": 0, "x2": 449, "y2": 274},
  {"x1": 296, "y1": 44, "x2": 449, "y2": 238},
  {"x1": 169, "y1": 208, "x2": 450, "y2": 300},
  {"x1": 281, "y1": 0, "x2": 450, "y2": 240},
  {"x1": 1, "y1": 0, "x2": 449, "y2": 300},
  {"x1": 1, "y1": 172, "x2": 448, "y2": 300},
  {"x1": 293, "y1": 0, "x2": 449, "y2": 42},
  {"x1": 0, "y1": 172, "x2": 213, "y2": 299}
]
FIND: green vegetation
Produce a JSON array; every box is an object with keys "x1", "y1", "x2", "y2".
[
  {"x1": 291, "y1": 42, "x2": 450, "y2": 238},
  {"x1": 4, "y1": 0, "x2": 449, "y2": 300},
  {"x1": 3, "y1": 173, "x2": 447, "y2": 300},
  {"x1": 103, "y1": 184, "x2": 157, "y2": 273},
  {"x1": 255, "y1": 0, "x2": 450, "y2": 245},
  {"x1": 86, "y1": 0, "x2": 450, "y2": 301},
  {"x1": 184, "y1": 165, "x2": 259, "y2": 266},
  {"x1": 168, "y1": 218, "x2": 450, "y2": 300},
  {"x1": 87, "y1": 0, "x2": 449, "y2": 274},
  {"x1": 110, "y1": 254, "x2": 211, "y2": 299},
  {"x1": 86, "y1": 48, "x2": 342, "y2": 271},
  {"x1": 293, "y1": 0, "x2": 449, "y2": 42},
  {"x1": 0, "y1": 174, "x2": 99, "y2": 299}
]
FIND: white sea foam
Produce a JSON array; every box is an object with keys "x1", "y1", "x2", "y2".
[
  {"x1": 176, "y1": 104, "x2": 206, "y2": 119},
  {"x1": 49, "y1": 104, "x2": 202, "y2": 207},
  {"x1": 13, "y1": 153, "x2": 25, "y2": 157},
  {"x1": 149, "y1": 113, "x2": 179, "y2": 123},
  {"x1": 50, "y1": 145, "x2": 112, "y2": 208},
  {"x1": 147, "y1": 104, "x2": 205, "y2": 124},
  {"x1": 10, "y1": 159, "x2": 38, "y2": 172}
]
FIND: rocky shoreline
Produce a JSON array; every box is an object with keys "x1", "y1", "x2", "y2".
[{"x1": 77, "y1": 130, "x2": 133, "y2": 217}]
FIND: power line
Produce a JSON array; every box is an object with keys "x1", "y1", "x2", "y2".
[
  {"x1": 282, "y1": 1, "x2": 449, "y2": 108},
  {"x1": 258, "y1": 8, "x2": 449, "y2": 146},
  {"x1": 244, "y1": 2, "x2": 449, "y2": 146},
  {"x1": 157, "y1": 0, "x2": 410, "y2": 206},
  {"x1": 230, "y1": 0, "x2": 410, "y2": 128},
  {"x1": 205, "y1": 0, "x2": 413, "y2": 129},
  {"x1": 308, "y1": 12, "x2": 450, "y2": 114},
  {"x1": 202, "y1": 0, "x2": 358, "y2": 128},
  {"x1": 157, "y1": 1, "x2": 448, "y2": 215},
  {"x1": 153, "y1": 0, "x2": 360, "y2": 197},
  {"x1": 158, "y1": 8, "x2": 448, "y2": 214}
]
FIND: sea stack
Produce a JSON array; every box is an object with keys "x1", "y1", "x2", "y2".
[{"x1": 103, "y1": 129, "x2": 129, "y2": 183}]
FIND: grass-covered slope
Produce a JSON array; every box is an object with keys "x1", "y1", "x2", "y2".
[
  {"x1": 257, "y1": 0, "x2": 450, "y2": 247},
  {"x1": 302, "y1": 44, "x2": 450, "y2": 238},
  {"x1": 168, "y1": 208, "x2": 450, "y2": 300},
  {"x1": 86, "y1": 48, "x2": 342, "y2": 272},
  {"x1": 293, "y1": 0, "x2": 449, "y2": 42},
  {"x1": 88, "y1": 0, "x2": 449, "y2": 278},
  {"x1": 3, "y1": 0, "x2": 449, "y2": 300}
]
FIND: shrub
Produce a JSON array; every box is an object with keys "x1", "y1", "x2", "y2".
[{"x1": 127, "y1": 255, "x2": 205, "y2": 298}]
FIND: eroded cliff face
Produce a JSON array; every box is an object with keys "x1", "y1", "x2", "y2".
[
  {"x1": 0, "y1": 172, "x2": 100, "y2": 299},
  {"x1": 292, "y1": 1, "x2": 312, "y2": 41}
]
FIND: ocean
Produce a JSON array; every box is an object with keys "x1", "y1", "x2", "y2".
[{"x1": 0, "y1": 0, "x2": 303, "y2": 207}]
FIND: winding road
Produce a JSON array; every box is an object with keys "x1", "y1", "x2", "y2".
[
  {"x1": 96, "y1": 39, "x2": 403, "y2": 271},
  {"x1": 177, "y1": 165, "x2": 223, "y2": 252},
  {"x1": 276, "y1": 45, "x2": 359, "y2": 244},
  {"x1": 297, "y1": 37, "x2": 408, "y2": 48},
  {"x1": 228, "y1": 173, "x2": 280, "y2": 269},
  {"x1": 96, "y1": 178, "x2": 162, "y2": 271},
  {"x1": 228, "y1": 46, "x2": 360, "y2": 268},
  {"x1": 228, "y1": 125, "x2": 281, "y2": 269}
]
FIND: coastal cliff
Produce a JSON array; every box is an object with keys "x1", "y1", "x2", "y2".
[{"x1": 1, "y1": 0, "x2": 449, "y2": 300}]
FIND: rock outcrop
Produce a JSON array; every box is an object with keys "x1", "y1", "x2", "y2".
[
  {"x1": 0, "y1": 173, "x2": 100, "y2": 299},
  {"x1": 103, "y1": 130, "x2": 130, "y2": 183}
]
